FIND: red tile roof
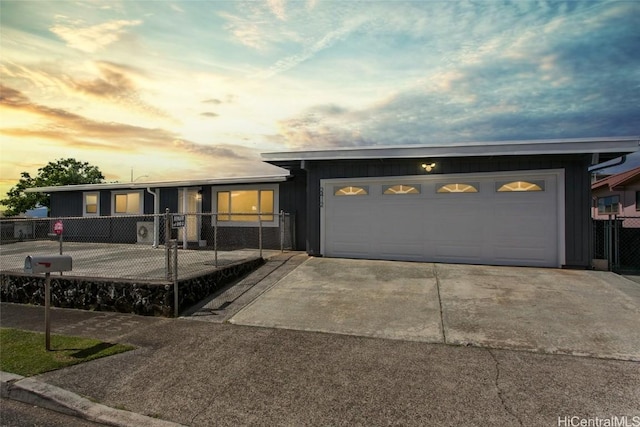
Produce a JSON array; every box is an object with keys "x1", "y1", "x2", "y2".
[{"x1": 592, "y1": 165, "x2": 640, "y2": 190}]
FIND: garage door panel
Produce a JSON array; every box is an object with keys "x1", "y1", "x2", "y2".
[
  {"x1": 493, "y1": 246, "x2": 553, "y2": 266},
  {"x1": 433, "y1": 242, "x2": 483, "y2": 261},
  {"x1": 323, "y1": 171, "x2": 561, "y2": 267},
  {"x1": 378, "y1": 243, "x2": 425, "y2": 260}
]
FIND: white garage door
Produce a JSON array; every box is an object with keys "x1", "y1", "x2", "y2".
[{"x1": 321, "y1": 170, "x2": 564, "y2": 267}]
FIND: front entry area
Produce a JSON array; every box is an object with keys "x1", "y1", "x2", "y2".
[{"x1": 321, "y1": 169, "x2": 565, "y2": 267}]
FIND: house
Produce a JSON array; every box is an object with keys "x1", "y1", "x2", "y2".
[
  {"x1": 26, "y1": 174, "x2": 301, "y2": 250},
  {"x1": 591, "y1": 165, "x2": 640, "y2": 221},
  {"x1": 27, "y1": 136, "x2": 640, "y2": 269}
]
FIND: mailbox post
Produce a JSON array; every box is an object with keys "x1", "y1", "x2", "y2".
[{"x1": 24, "y1": 255, "x2": 73, "y2": 351}]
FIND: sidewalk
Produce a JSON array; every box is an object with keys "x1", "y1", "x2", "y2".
[{"x1": 1, "y1": 256, "x2": 639, "y2": 426}]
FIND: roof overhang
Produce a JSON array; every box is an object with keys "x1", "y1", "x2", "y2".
[
  {"x1": 25, "y1": 174, "x2": 290, "y2": 193},
  {"x1": 262, "y1": 136, "x2": 640, "y2": 168}
]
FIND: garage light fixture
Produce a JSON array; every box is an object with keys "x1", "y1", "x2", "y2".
[{"x1": 421, "y1": 162, "x2": 436, "y2": 172}]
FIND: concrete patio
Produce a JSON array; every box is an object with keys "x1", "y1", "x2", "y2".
[{"x1": 0, "y1": 240, "x2": 281, "y2": 281}]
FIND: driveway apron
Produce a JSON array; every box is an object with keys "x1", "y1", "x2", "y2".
[
  {"x1": 230, "y1": 257, "x2": 443, "y2": 342},
  {"x1": 230, "y1": 257, "x2": 640, "y2": 361}
]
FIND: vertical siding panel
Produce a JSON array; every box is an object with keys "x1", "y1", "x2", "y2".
[{"x1": 100, "y1": 190, "x2": 110, "y2": 216}]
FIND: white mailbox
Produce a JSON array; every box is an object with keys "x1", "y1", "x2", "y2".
[{"x1": 24, "y1": 255, "x2": 72, "y2": 274}]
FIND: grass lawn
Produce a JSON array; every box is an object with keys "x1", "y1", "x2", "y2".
[{"x1": 0, "y1": 328, "x2": 135, "y2": 376}]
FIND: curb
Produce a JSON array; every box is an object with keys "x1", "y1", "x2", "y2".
[{"x1": 1, "y1": 371, "x2": 185, "y2": 427}]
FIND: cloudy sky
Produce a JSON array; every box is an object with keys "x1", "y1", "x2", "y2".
[{"x1": 1, "y1": 0, "x2": 639, "y2": 200}]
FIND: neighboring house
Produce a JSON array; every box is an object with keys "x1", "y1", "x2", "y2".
[
  {"x1": 591, "y1": 165, "x2": 640, "y2": 222},
  {"x1": 26, "y1": 136, "x2": 640, "y2": 269}
]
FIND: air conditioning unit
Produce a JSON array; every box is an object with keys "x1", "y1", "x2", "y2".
[{"x1": 136, "y1": 222, "x2": 154, "y2": 244}]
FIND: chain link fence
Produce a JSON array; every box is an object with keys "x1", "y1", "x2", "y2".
[
  {"x1": 592, "y1": 216, "x2": 640, "y2": 274},
  {"x1": 0, "y1": 212, "x2": 294, "y2": 281}
]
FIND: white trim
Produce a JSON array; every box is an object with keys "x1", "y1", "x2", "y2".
[
  {"x1": 111, "y1": 190, "x2": 144, "y2": 215},
  {"x1": 263, "y1": 136, "x2": 639, "y2": 162},
  {"x1": 178, "y1": 187, "x2": 202, "y2": 244},
  {"x1": 26, "y1": 174, "x2": 290, "y2": 193},
  {"x1": 211, "y1": 183, "x2": 280, "y2": 227},
  {"x1": 82, "y1": 191, "x2": 100, "y2": 217},
  {"x1": 321, "y1": 169, "x2": 566, "y2": 267},
  {"x1": 557, "y1": 169, "x2": 566, "y2": 266}
]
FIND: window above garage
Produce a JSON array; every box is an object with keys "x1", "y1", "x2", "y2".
[
  {"x1": 334, "y1": 186, "x2": 368, "y2": 196},
  {"x1": 436, "y1": 183, "x2": 478, "y2": 193},
  {"x1": 496, "y1": 181, "x2": 545, "y2": 192}
]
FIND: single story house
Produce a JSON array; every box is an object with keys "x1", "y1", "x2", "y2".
[
  {"x1": 27, "y1": 136, "x2": 640, "y2": 269},
  {"x1": 591, "y1": 165, "x2": 640, "y2": 222}
]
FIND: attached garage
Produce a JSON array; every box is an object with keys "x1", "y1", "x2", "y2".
[
  {"x1": 321, "y1": 170, "x2": 564, "y2": 267},
  {"x1": 262, "y1": 137, "x2": 639, "y2": 269}
]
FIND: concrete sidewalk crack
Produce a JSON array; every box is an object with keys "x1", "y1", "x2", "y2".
[
  {"x1": 487, "y1": 349, "x2": 523, "y2": 427},
  {"x1": 432, "y1": 264, "x2": 447, "y2": 344}
]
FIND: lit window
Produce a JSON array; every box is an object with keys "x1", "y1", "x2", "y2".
[
  {"x1": 112, "y1": 191, "x2": 142, "y2": 214},
  {"x1": 217, "y1": 190, "x2": 274, "y2": 222},
  {"x1": 497, "y1": 181, "x2": 544, "y2": 192},
  {"x1": 383, "y1": 184, "x2": 420, "y2": 195},
  {"x1": 437, "y1": 183, "x2": 478, "y2": 193},
  {"x1": 335, "y1": 186, "x2": 368, "y2": 196},
  {"x1": 83, "y1": 192, "x2": 99, "y2": 216},
  {"x1": 598, "y1": 195, "x2": 620, "y2": 214}
]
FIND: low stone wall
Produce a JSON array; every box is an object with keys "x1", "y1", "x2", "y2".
[{"x1": 0, "y1": 258, "x2": 264, "y2": 317}]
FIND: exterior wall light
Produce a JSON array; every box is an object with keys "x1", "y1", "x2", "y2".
[{"x1": 421, "y1": 162, "x2": 436, "y2": 172}]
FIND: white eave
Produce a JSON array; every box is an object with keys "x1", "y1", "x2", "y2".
[
  {"x1": 261, "y1": 136, "x2": 640, "y2": 162},
  {"x1": 25, "y1": 174, "x2": 290, "y2": 193}
]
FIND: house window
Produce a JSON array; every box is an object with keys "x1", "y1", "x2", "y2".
[
  {"x1": 496, "y1": 181, "x2": 544, "y2": 192},
  {"x1": 216, "y1": 189, "x2": 274, "y2": 222},
  {"x1": 112, "y1": 191, "x2": 142, "y2": 215},
  {"x1": 335, "y1": 186, "x2": 368, "y2": 196},
  {"x1": 83, "y1": 192, "x2": 99, "y2": 216},
  {"x1": 437, "y1": 183, "x2": 478, "y2": 193},
  {"x1": 598, "y1": 195, "x2": 619, "y2": 214},
  {"x1": 383, "y1": 184, "x2": 420, "y2": 195}
]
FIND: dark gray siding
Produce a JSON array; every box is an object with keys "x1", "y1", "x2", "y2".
[
  {"x1": 302, "y1": 154, "x2": 592, "y2": 267},
  {"x1": 99, "y1": 190, "x2": 110, "y2": 215},
  {"x1": 159, "y1": 188, "x2": 179, "y2": 213},
  {"x1": 50, "y1": 192, "x2": 82, "y2": 217},
  {"x1": 278, "y1": 170, "x2": 307, "y2": 250}
]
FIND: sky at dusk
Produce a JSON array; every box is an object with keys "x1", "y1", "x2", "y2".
[{"x1": 1, "y1": 0, "x2": 639, "y2": 201}]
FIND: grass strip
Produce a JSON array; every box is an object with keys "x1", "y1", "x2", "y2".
[{"x1": 0, "y1": 328, "x2": 135, "y2": 376}]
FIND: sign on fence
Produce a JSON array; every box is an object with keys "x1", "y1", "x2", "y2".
[
  {"x1": 171, "y1": 214, "x2": 185, "y2": 228},
  {"x1": 53, "y1": 220, "x2": 63, "y2": 235}
]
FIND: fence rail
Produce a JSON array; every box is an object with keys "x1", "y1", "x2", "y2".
[
  {"x1": 0, "y1": 212, "x2": 294, "y2": 281},
  {"x1": 592, "y1": 216, "x2": 640, "y2": 274}
]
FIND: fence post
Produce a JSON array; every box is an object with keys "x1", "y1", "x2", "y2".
[
  {"x1": 173, "y1": 239, "x2": 179, "y2": 317},
  {"x1": 292, "y1": 214, "x2": 296, "y2": 251},
  {"x1": 612, "y1": 215, "x2": 621, "y2": 271},
  {"x1": 606, "y1": 217, "x2": 613, "y2": 271},
  {"x1": 258, "y1": 212, "x2": 263, "y2": 258},
  {"x1": 280, "y1": 210, "x2": 285, "y2": 252},
  {"x1": 165, "y1": 208, "x2": 172, "y2": 280},
  {"x1": 214, "y1": 213, "x2": 218, "y2": 268}
]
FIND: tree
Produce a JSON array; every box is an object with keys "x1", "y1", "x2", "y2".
[{"x1": 1, "y1": 158, "x2": 105, "y2": 217}]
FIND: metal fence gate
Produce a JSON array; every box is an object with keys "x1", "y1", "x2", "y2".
[{"x1": 593, "y1": 216, "x2": 640, "y2": 274}]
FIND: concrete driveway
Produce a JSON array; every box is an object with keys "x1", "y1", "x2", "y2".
[{"x1": 230, "y1": 257, "x2": 640, "y2": 361}]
